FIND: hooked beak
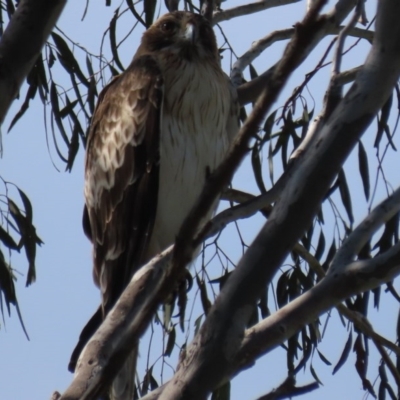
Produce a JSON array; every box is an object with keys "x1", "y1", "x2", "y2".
[{"x1": 183, "y1": 23, "x2": 195, "y2": 44}]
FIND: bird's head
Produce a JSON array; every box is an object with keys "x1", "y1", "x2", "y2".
[{"x1": 138, "y1": 11, "x2": 219, "y2": 62}]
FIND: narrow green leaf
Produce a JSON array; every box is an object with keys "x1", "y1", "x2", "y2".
[
  {"x1": 177, "y1": 279, "x2": 187, "y2": 332},
  {"x1": 258, "y1": 286, "x2": 270, "y2": 318},
  {"x1": 197, "y1": 277, "x2": 211, "y2": 315},
  {"x1": 8, "y1": 199, "x2": 25, "y2": 234},
  {"x1": 87, "y1": 76, "x2": 97, "y2": 116},
  {"x1": 251, "y1": 142, "x2": 267, "y2": 194},
  {"x1": 239, "y1": 106, "x2": 247, "y2": 124},
  {"x1": 194, "y1": 314, "x2": 203, "y2": 335},
  {"x1": 314, "y1": 231, "x2": 325, "y2": 261},
  {"x1": 164, "y1": 325, "x2": 176, "y2": 357},
  {"x1": 149, "y1": 370, "x2": 158, "y2": 390},
  {"x1": 64, "y1": 96, "x2": 86, "y2": 146},
  {"x1": 373, "y1": 286, "x2": 381, "y2": 309},
  {"x1": 317, "y1": 349, "x2": 332, "y2": 365},
  {"x1": 59, "y1": 98, "x2": 78, "y2": 119},
  {"x1": 8, "y1": 82, "x2": 37, "y2": 132},
  {"x1": 247, "y1": 304, "x2": 259, "y2": 328},
  {"x1": 354, "y1": 333, "x2": 375, "y2": 397},
  {"x1": 8, "y1": 197, "x2": 41, "y2": 286},
  {"x1": 35, "y1": 55, "x2": 49, "y2": 98},
  {"x1": 374, "y1": 93, "x2": 392, "y2": 148},
  {"x1": 85, "y1": 55, "x2": 97, "y2": 115},
  {"x1": 70, "y1": 73, "x2": 90, "y2": 120},
  {"x1": 50, "y1": 82, "x2": 69, "y2": 146},
  {"x1": 310, "y1": 363, "x2": 323, "y2": 385},
  {"x1": 308, "y1": 321, "x2": 321, "y2": 344},
  {"x1": 163, "y1": 302, "x2": 173, "y2": 329},
  {"x1": 85, "y1": 54, "x2": 94, "y2": 77},
  {"x1": 358, "y1": 141, "x2": 370, "y2": 201},
  {"x1": 268, "y1": 140, "x2": 274, "y2": 184},
  {"x1": 0, "y1": 250, "x2": 17, "y2": 312},
  {"x1": 109, "y1": 9, "x2": 125, "y2": 72},
  {"x1": 50, "y1": 110, "x2": 68, "y2": 163},
  {"x1": 17, "y1": 188, "x2": 33, "y2": 224},
  {"x1": 51, "y1": 32, "x2": 89, "y2": 88},
  {"x1": 5, "y1": 0, "x2": 15, "y2": 18},
  {"x1": 263, "y1": 110, "x2": 277, "y2": 141},
  {"x1": 0, "y1": 226, "x2": 19, "y2": 251},
  {"x1": 66, "y1": 124, "x2": 80, "y2": 172},
  {"x1": 249, "y1": 64, "x2": 258, "y2": 80},
  {"x1": 333, "y1": 330, "x2": 352, "y2": 374},
  {"x1": 276, "y1": 270, "x2": 290, "y2": 308},
  {"x1": 338, "y1": 169, "x2": 354, "y2": 225},
  {"x1": 294, "y1": 334, "x2": 312, "y2": 373},
  {"x1": 48, "y1": 47, "x2": 56, "y2": 68},
  {"x1": 109, "y1": 64, "x2": 120, "y2": 77},
  {"x1": 144, "y1": 0, "x2": 157, "y2": 27},
  {"x1": 209, "y1": 270, "x2": 232, "y2": 291},
  {"x1": 126, "y1": 0, "x2": 146, "y2": 27},
  {"x1": 0, "y1": 251, "x2": 30, "y2": 339}
]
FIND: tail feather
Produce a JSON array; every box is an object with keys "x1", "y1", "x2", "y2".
[
  {"x1": 68, "y1": 306, "x2": 103, "y2": 372},
  {"x1": 110, "y1": 348, "x2": 138, "y2": 400}
]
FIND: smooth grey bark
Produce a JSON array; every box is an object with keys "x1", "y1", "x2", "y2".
[{"x1": 0, "y1": 0, "x2": 66, "y2": 125}]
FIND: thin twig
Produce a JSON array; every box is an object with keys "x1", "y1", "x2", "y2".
[{"x1": 212, "y1": 0, "x2": 300, "y2": 25}]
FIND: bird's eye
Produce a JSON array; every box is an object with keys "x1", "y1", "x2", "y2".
[{"x1": 160, "y1": 21, "x2": 177, "y2": 33}]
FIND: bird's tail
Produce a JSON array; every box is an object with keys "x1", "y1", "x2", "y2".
[
  {"x1": 68, "y1": 305, "x2": 103, "y2": 373},
  {"x1": 109, "y1": 346, "x2": 138, "y2": 400}
]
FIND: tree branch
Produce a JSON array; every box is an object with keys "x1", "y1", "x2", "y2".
[
  {"x1": 236, "y1": 243, "x2": 400, "y2": 373},
  {"x1": 294, "y1": 245, "x2": 400, "y2": 358},
  {"x1": 330, "y1": 186, "x2": 400, "y2": 272},
  {"x1": 212, "y1": 0, "x2": 300, "y2": 25},
  {"x1": 236, "y1": 187, "x2": 400, "y2": 375},
  {"x1": 237, "y1": 0, "x2": 358, "y2": 105},
  {"x1": 0, "y1": 0, "x2": 67, "y2": 126},
  {"x1": 231, "y1": 25, "x2": 371, "y2": 89},
  {"x1": 257, "y1": 376, "x2": 319, "y2": 400}
]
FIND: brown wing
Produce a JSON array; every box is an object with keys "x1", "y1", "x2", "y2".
[{"x1": 68, "y1": 55, "x2": 163, "y2": 372}]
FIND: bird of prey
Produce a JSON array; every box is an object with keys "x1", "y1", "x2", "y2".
[{"x1": 69, "y1": 11, "x2": 238, "y2": 399}]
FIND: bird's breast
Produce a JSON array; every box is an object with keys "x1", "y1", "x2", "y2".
[{"x1": 146, "y1": 61, "x2": 231, "y2": 258}]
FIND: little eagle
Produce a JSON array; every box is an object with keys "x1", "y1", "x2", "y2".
[{"x1": 69, "y1": 11, "x2": 238, "y2": 399}]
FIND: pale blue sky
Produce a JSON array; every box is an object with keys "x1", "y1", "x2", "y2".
[{"x1": 1, "y1": 1, "x2": 398, "y2": 399}]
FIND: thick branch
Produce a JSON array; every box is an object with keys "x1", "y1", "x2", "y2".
[
  {"x1": 330, "y1": 186, "x2": 400, "y2": 271},
  {"x1": 0, "y1": 0, "x2": 66, "y2": 125},
  {"x1": 237, "y1": 242, "x2": 400, "y2": 371}
]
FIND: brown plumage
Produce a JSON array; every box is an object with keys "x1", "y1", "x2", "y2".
[{"x1": 69, "y1": 11, "x2": 238, "y2": 399}]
